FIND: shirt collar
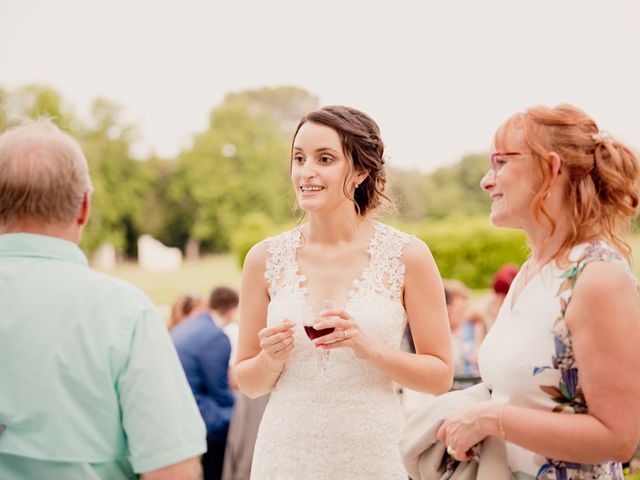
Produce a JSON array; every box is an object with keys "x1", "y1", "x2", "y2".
[
  {"x1": 208, "y1": 311, "x2": 223, "y2": 329},
  {"x1": 0, "y1": 233, "x2": 89, "y2": 267}
]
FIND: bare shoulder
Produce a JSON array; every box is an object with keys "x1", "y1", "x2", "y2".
[
  {"x1": 402, "y1": 235, "x2": 436, "y2": 270},
  {"x1": 243, "y1": 239, "x2": 270, "y2": 272},
  {"x1": 567, "y1": 259, "x2": 640, "y2": 329},
  {"x1": 574, "y1": 260, "x2": 637, "y2": 298},
  {"x1": 240, "y1": 240, "x2": 272, "y2": 292}
]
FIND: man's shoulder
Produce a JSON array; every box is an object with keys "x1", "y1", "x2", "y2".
[
  {"x1": 172, "y1": 313, "x2": 228, "y2": 344},
  {"x1": 76, "y1": 267, "x2": 157, "y2": 312}
]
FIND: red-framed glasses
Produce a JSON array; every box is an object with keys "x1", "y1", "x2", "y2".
[{"x1": 489, "y1": 151, "x2": 524, "y2": 174}]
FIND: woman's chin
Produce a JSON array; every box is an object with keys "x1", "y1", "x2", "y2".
[
  {"x1": 489, "y1": 212, "x2": 521, "y2": 230},
  {"x1": 297, "y1": 199, "x2": 320, "y2": 212},
  {"x1": 489, "y1": 210, "x2": 508, "y2": 228}
]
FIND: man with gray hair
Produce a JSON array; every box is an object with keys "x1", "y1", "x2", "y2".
[{"x1": 0, "y1": 119, "x2": 207, "y2": 479}]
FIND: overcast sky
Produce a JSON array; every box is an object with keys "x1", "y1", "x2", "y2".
[{"x1": 1, "y1": 0, "x2": 639, "y2": 172}]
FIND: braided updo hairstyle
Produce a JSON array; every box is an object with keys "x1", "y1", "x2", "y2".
[
  {"x1": 291, "y1": 105, "x2": 391, "y2": 216},
  {"x1": 495, "y1": 103, "x2": 640, "y2": 259}
]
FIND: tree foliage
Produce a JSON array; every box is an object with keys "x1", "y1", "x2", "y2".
[
  {"x1": 170, "y1": 90, "x2": 307, "y2": 252},
  {"x1": 1, "y1": 82, "x2": 528, "y2": 286},
  {"x1": 79, "y1": 98, "x2": 151, "y2": 255}
]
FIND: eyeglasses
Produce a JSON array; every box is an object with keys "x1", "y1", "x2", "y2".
[{"x1": 489, "y1": 151, "x2": 524, "y2": 174}]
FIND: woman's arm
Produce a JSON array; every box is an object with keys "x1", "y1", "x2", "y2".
[
  {"x1": 438, "y1": 261, "x2": 640, "y2": 463},
  {"x1": 233, "y1": 242, "x2": 295, "y2": 399},
  {"x1": 315, "y1": 237, "x2": 453, "y2": 394}
]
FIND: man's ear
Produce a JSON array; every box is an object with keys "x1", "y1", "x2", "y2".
[{"x1": 77, "y1": 192, "x2": 91, "y2": 226}]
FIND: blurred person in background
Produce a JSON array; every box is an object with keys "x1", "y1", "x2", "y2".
[
  {"x1": 207, "y1": 286, "x2": 240, "y2": 369},
  {"x1": 438, "y1": 104, "x2": 640, "y2": 479},
  {"x1": 172, "y1": 286, "x2": 237, "y2": 479},
  {"x1": 0, "y1": 119, "x2": 206, "y2": 480},
  {"x1": 402, "y1": 279, "x2": 476, "y2": 416},
  {"x1": 468, "y1": 264, "x2": 519, "y2": 359},
  {"x1": 168, "y1": 292, "x2": 203, "y2": 331},
  {"x1": 443, "y1": 280, "x2": 479, "y2": 383}
]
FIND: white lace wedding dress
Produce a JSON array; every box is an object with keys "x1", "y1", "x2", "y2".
[{"x1": 250, "y1": 222, "x2": 411, "y2": 479}]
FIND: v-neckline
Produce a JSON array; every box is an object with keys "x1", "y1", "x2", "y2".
[
  {"x1": 291, "y1": 222, "x2": 380, "y2": 312},
  {"x1": 507, "y1": 259, "x2": 541, "y2": 312}
]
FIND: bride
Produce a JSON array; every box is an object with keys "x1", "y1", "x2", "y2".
[{"x1": 234, "y1": 105, "x2": 453, "y2": 479}]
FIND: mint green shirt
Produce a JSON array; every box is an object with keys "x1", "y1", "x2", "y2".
[{"x1": 0, "y1": 233, "x2": 206, "y2": 479}]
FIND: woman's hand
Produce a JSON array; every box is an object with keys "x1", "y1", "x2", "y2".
[
  {"x1": 311, "y1": 308, "x2": 381, "y2": 359},
  {"x1": 436, "y1": 401, "x2": 501, "y2": 462},
  {"x1": 258, "y1": 320, "x2": 296, "y2": 370}
]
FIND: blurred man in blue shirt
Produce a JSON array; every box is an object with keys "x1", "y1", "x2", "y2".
[{"x1": 172, "y1": 286, "x2": 238, "y2": 479}]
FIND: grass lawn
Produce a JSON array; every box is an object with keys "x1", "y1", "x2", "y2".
[{"x1": 104, "y1": 253, "x2": 242, "y2": 308}]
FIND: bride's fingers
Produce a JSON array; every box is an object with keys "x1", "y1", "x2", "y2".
[
  {"x1": 313, "y1": 318, "x2": 353, "y2": 332},
  {"x1": 261, "y1": 337, "x2": 292, "y2": 355},
  {"x1": 274, "y1": 339, "x2": 295, "y2": 356},
  {"x1": 258, "y1": 321, "x2": 294, "y2": 340},
  {"x1": 313, "y1": 327, "x2": 358, "y2": 347},
  {"x1": 320, "y1": 309, "x2": 352, "y2": 320}
]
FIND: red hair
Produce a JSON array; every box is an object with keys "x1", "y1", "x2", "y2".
[
  {"x1": 492, "y1": 264, "x2": 519, "y2": 296},
  {"x1": 494, "y1": 104, "x2": 639, "y2": 261}
]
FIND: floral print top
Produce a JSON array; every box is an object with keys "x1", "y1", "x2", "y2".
[{"x1": 479, "y1": 241, "x2": 637, "y2": 480}]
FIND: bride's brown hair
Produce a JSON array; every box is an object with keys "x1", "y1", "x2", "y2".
[
  {"x1": 495, "y1": 103, "x2": 640, "y2": 260},
  {"x1": 291, "y1": 105, "x2": 391, "y2": 216}
]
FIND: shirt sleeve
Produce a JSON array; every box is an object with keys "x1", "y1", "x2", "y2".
[
  {"x1": 117, "y1": 307, "x2": 207, "y2": 473},
  {"x1": 195, "y1": 332, "x2": 235, "y2": 438}
]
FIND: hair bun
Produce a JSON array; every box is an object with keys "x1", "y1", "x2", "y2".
[{"x1": 591, "y1": 131, "x2": 614, "y2": 144}]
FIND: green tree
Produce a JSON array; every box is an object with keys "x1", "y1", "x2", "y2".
[
  {"x1": 422, "y1": 153, "x2": 491, "y2": 218},
  {"x1": 1, "y1": 84, "x2": 77, "y2": 132},
  {"x1": 387, "y1": 167, "x2": 431, "y2": 221},
  {"x1": 224, "y1": 86, "x2": 319, "y2": 137},
  {"x1": 0, "y1": 87, "x2": 8, "y2": 131},
  {"x1": 172, "y1": 94, "x2": 294, "y2": 252},
  {"x1": 79, "y1": 98, "x2": 150, "y2": 256}
]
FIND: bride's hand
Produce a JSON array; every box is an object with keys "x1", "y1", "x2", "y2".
[
  {"x1": 258, "y1": 320, "x2": 296, "y2": 369},
  {"x1": 312, "y1": 309, "x2": 378, "y2": 359}
]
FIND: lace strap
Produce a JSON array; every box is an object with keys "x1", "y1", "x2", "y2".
[
  {"x1": 366, "y1": 223, "x2": 412, "y2": 302},
  {"x1": 264, "y1": 229, "x2": 302, "y2": 298}
]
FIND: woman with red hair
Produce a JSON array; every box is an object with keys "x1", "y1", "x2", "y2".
[{"x1": 438, "y1": 104, "x2": 640, "y2": 479}]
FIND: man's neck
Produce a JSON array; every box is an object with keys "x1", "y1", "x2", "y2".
[
  {"x1": 209, "y1": 310, "x2": 230, "y2": 327},
  {"x1": 0, "y1": 219, "x2": 81, "y2": 243}
]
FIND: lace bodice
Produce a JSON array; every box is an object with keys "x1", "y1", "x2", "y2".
[{"x1": 252, "y1": 222, "x2": 411, "y2": 479}]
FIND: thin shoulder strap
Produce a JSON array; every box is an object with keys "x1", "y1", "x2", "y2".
[
  {"x1": 264, "y1": 229, "x2": 302, "y2": 298},
  {"x1": 367, "y1": 223, "x2": 412, "y2": 302}
]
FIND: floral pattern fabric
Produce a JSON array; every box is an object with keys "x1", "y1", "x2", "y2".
[
  {"x1": 479, "y1": 241, "x2": 637, "y2": 480},
  {"x1": 533, "y1": 242, "x2": 636, "y2": 480}
]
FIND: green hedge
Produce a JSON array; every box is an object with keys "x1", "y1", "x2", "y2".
[
  {"x1": 231, "y1": 215, "x2": 529, "y2": 289},
  {"x1": 230, "y1": 212, "x2": 294, "y2": 269},
  {"x1": 395, "y1": 217, "x2": 528, "y2": 289}
]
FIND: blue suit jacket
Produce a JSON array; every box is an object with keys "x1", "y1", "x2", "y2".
[{"x1": 171, "y1": 312, "x2": 235, "y2": 441}]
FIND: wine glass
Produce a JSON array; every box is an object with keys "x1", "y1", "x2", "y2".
[{"x1": 304, "y1": 299, "x2": 337, "y2": 373}]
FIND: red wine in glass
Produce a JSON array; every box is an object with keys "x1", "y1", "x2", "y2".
[
  {"x1": 305, "y1": 299, "x2": 337, "y2": 373},
  {"x1": 304, "y1": 325, "x2": 335, "y2": 340}
]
